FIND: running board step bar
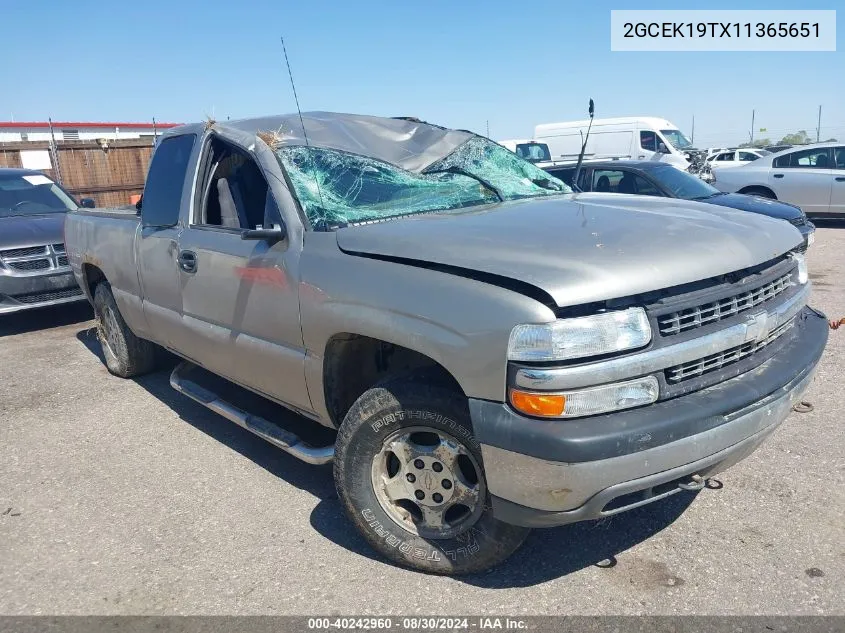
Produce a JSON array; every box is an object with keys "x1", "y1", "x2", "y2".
[{"x1": 169, "y1": 361, "x2": 334, "y2": 465}]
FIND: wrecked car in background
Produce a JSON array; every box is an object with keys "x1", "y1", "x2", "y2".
[{"x1": 64, "y1": 112, "x2": 828, "y2": 574}]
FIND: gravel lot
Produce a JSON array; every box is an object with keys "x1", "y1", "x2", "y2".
[{"x1": 1, "y1": 225, "x2": 843, "y2": 616}]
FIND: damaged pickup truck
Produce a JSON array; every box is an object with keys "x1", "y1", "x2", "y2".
[{"x1": 65, "y1": 113, "x2": 828, "y2": 574}]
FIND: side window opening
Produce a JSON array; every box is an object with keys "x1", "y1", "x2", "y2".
[
  {"x1": 640, "y1": 131, "x2": 657, "y2": 152},
  {"x1": 774, "y1": 148, "x2": 831, "y2": 169},
  {"x1": 199, "y1": 137, "x2": 277, "y2": 230},
  {"x1": 142, "y1": 134, "x2": 196, "y2": 227},
  {"x1": 593, "y1": 170, "x2": 623, "y2": 192},
  {"x1": 633, "y1": 174, "x2": 660, "y2": 195}
]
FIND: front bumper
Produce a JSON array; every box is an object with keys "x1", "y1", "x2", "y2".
[
  {"x1": 470, "y1": 307, "x2": 828, "y2": 528},
  {"x1": 0, "y1": 269, "x2": 86, "y2": 314}
]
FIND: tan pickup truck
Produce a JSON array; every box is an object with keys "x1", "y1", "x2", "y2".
[{"x1": 64, "y1": 112, "x2": 828, "y2": 574}]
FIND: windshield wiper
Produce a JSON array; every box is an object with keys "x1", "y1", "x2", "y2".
[{"x1": 425, "y1": 166, "x2": 503, "y2": 202}]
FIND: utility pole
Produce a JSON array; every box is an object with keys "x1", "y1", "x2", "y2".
[
  {"x1": 750, "y1": 110, "x2": 755, "y2": 146},
  {"x1": 816, "y1": 105, "x2": 822, "y2": 142},
  {"x1": 691, "y1": 115, "x2": 695, "y2": 145},
  {"x1": 486, "y1": 120, "x2": 490, "y2": 138}
]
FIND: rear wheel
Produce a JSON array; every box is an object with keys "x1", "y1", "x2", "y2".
[
  {"x1": 94, "y1": 282, "x2": 156, "y2": 378},
  {"x1": 334, "y1": 377, "x2": 530, "y2": 574}
]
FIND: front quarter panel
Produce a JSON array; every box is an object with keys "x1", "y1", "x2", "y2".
[{"x1": 298, "y1": 232, "x2": 555, "y2": 424}]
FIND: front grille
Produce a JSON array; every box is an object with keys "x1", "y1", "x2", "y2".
[
  {"x1": 1, "y1": 246, "x2": 47, "y2": 258},
  {"x1": 0, "y1": 243, "x2": 69, "y2": 273},
  {"x1": 666, "y1": 318, "x2": 795, "y2": 383},
  {"x1": 788, "y1": 217, "x2": 805, "y2": 227},
  {"x1": 8, "y1": 259, "x2": 51, "y2": 271},
  {"x1": 12, "y1": 287, "x2": 85, "y2": 304},
  {"x1": 657, "y1": 271, "x2": 793, "y2": 336}
]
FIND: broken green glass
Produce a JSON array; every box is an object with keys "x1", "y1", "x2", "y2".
[
  {"x1": 425, "y1": 137, "x2": 569, "y2": 201},
  {"x1": 276, "y1": 137, "x2": 569, "y2": 229}
]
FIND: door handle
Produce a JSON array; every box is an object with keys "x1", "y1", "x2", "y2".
[
  {"x1": 773, "y1": 174, "x2": 784, "y2": 179},
  {"x1": 177, "y1": 250, "x2": 197, "y2": 273},
  {"x1": 836, "y1": 176, "x2": 845, "y2": 182}
]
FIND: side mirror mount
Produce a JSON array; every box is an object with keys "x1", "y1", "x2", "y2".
[
  {"x1": 80, "y1": 198, "x2": 96, "y2": 209},
  {"x1": 135, "y1": 195, "x2": 143, "y2": 212},
  {"x1": 241, "y1": 223, "x2": 286, "y2": 243}
]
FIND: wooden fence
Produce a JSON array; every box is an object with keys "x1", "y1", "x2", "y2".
[{"x1": 0, "y1": 138, "x2": 154, "y2": 207}]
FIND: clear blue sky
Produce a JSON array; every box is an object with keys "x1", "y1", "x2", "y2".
[{"x1": 1, "y1": 0, "x2": 841, "y2": 147}]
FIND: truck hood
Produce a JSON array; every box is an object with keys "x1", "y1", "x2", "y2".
[
  {"x1": 0, "y1": 213, "x2": 66, "y2": 249},
  {"x1": 335, "y1": 193, "x2": 803, "y2": 308}
]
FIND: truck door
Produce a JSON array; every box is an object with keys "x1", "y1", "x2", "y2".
[
  {"x1": 137, "y1": 133, "x2": 197, "y2": 348},
  {"x1": 176, "y1": 136, "x2": 312, "y2": 413}
]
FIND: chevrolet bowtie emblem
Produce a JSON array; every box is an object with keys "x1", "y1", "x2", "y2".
[{"x1": 744, "y1": 310, "x2": 777, "y2": 344}]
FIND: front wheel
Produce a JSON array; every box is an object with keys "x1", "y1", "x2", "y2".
[{"x1": 333, "y1": 378, "x2": 530, "y2": 574}]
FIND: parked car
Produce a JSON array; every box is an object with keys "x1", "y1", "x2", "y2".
[
  {"x1": 712, "y1": 142, "x2": 845, "y2": 218},
  {"x1": 0, "y1": 168, "x2": 94, "y2": 314},
  {"x1": 707, "y1": 148, "x2": 770, "y2": 171},
  {"x1": 65, "y1": 112, "x2": 827, "y2": 574},
  {"x1": 534, "y1": 116, "x2": 695, "y2": 170},
  {"x1": 545, "y1": 160, "x2": 815, "y2": 250}
]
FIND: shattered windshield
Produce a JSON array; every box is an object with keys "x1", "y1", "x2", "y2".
[
  {"x1": 276, "y1": 136, "x2": 569, "y2": 229},
  {"x1": 276, "y1": 146, "x2": 499, "y2": 228},
  {"x1": 425, "y1": 137, "x2": 568, "y2": 200}
]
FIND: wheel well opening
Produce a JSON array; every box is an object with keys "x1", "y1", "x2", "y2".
[
  {"x1": 739, "y1": 186, "x2": 775, "y2": 198},
  {"x1": 82, "y1": 264, "x2": 106, "y2": 297},
  {"x1": 323, "y1": 334, "x2": 463, "y2": 426}
]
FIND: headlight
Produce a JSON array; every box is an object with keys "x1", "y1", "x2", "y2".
[
  {"x1": 510, "y1": 376, "x2": 659, "y2": 418},
  {"x1": 507, "y1": 308, "x2": 651, "y2": 362},
  {"x1": 791, "y1": 252, "x2": 808, "y2": 284}
]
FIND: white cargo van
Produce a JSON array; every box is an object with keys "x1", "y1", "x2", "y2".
[{"x1": 534, "y1": 117, "x2": 693, "y2": 170}]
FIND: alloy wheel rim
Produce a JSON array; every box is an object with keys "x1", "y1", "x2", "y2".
[{"x1": 370, "y1": 426, "x2": 485, "y2": 540}]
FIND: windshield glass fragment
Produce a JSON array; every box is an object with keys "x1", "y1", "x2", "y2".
[{"x1": 276, "y1": 137, "x2": 569, "y2": 228}]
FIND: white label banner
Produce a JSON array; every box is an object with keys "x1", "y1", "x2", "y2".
[{"x1": 611, "y1": 10, "x2": 836, "y2": 51}]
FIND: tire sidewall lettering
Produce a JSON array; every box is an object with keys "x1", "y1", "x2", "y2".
[{"x1": 368, "y1": 409, "x2": 480, "y2": 450}]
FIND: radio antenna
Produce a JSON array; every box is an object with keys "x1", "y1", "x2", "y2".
[{"x1": 280, "y1": 36, "x2": 326, "y2": 220}]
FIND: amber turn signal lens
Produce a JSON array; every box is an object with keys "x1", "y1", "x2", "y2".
[{"x1": 509, "y1": 389, "x2": 566, "y2": 417}]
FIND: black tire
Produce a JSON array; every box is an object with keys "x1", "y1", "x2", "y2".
[
  {"x1": 740, "y1": 186, "x2": 776, "y2": 200},
  {"x1": 334, "y1": 377, "x2": 530, "y2": 574},
  {"x1": 93, "y1": 282, "x2": 157, "y2": 378}
]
